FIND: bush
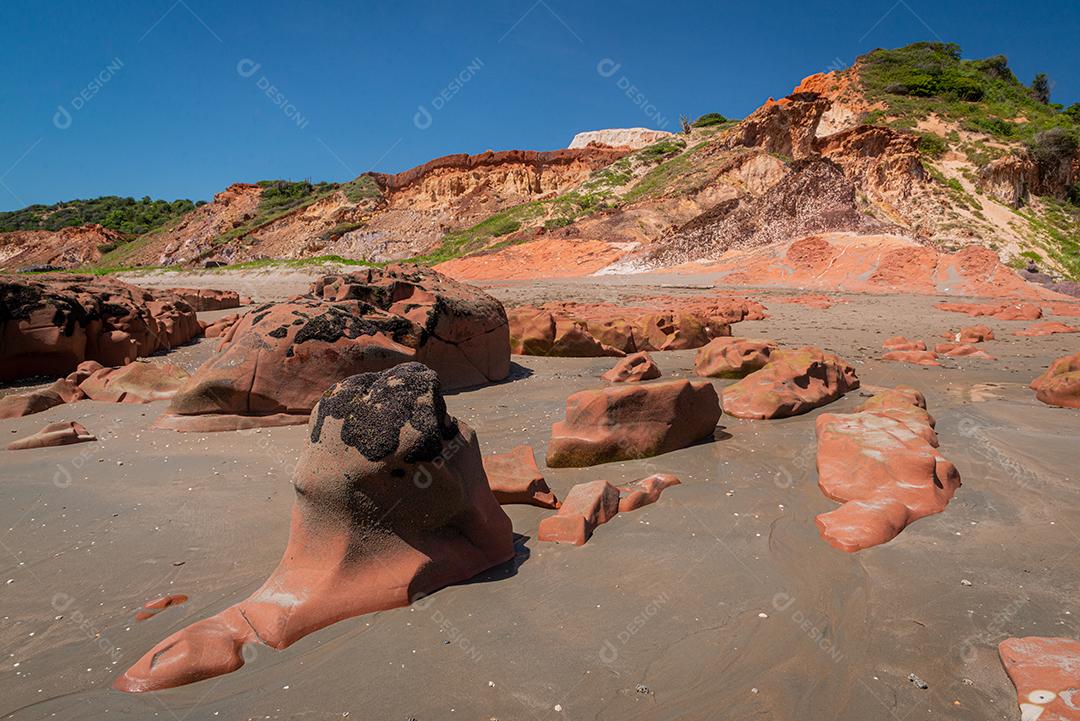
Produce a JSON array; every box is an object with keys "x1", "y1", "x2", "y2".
[
  {"x1": 0, "y1": 196, "x2": 197, "y2": 234},
  {"x1": 1028, "y1": 128, "x2": 1079, "y2": 173},
  {"x1": 692, "y1": 113, "x2": 728, "y2": 128},
  {"x1": 917, "y1": 133, "x2": 948, "y2": 158}
]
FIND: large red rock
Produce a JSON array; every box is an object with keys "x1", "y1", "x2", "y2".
[
  {"x1": 721, "y1": 347, "x2": 859, "y2": 419},
  {"x1": 481, "y1": 445, "x2": 559, "y2": 508},
  {"x1": 881, "y1": 350, "x2": 941, "y2": 366},
  {"x1": 998, "y1": 637, "x2": 1080, "y2": 721},
  {"x1": 937, "y1": 301, "x2": 1042, "y2": 321},
  {"x1": 694, "y1": 337, "x2": 778, "y2": 378},
  {"x1": 601, "y1": 351, "x2": 661, "y2": 382},
  {"x1": 1031, "y1": 352, "x2": 1080, "y2": 408},
  {"x1": 882, "y1": 336, "x2": 926, "y2": 351},
  {"x1": 168, "y1": 288, "x2": 240, "y2": 311},
  {"x1": 0, "y1": 275, "x2": 201, "y2": 381},
  {"x1": 546, "y1": 380, "x2": 721, "y2": 467},
  {"x1": 537, "y1": 480, "x2": 620, "y2": 545},
  {"x1": 156, "y1": 266, "x2": 510, "y2": 431},
  {"x1": 815, "y1": 386, "x2": 961, "y2": 552},
  {"x1": 116, "y1": 363, "x2": 514, "y2": 692},
  {"x1": 79, "y1": 361, "x2": 190, "y2": 403},
  {"x1": 1015, "y1": 321, "x2": 1079, "y2": 337},
  {"x1": 7, "y1": 421, "x2": 95, "y2": 450}
]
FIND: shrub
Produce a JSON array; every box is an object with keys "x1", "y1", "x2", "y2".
[
  {"x1": 692, "y1": 113, "x2": 728, "y2": 128},
  {"x1": 917, "y1": 133, "x2": 948, "y2": 158},
  {"x1": 1028, "y1": 128, "x2": 1079, "y2": 173}
]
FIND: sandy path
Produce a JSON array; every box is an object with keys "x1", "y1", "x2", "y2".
[{"x1": 1, "y1": 287, "x2": 1078, "y2": 720}]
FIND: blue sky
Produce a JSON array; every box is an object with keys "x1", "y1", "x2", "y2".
[{"x1": 2, "y1": 0, "x2": 1078, "y2": 211}]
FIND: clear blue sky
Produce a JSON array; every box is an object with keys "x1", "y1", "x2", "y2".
[{"x1": 2, "y1": 0, "x2": 1078, "y2": 211}]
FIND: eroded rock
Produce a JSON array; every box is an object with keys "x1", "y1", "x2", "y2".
[
  {"x1": 1015, "y1": 321, "x2": 1079, "y2": 337},
  {"x1": 1031, "y1": 352, "x2": 1080, "y2": 408},
  {"x1": 998, "y1": 636, "x2": 1080, "y2": 721},
  {"x1": 617, "y1": 473, "x2": 681, "y2": 512},
  {"x1": 80, "y1": 361, "x2": 191, "y2": 403},
  {"x1": 6, "y1": 421, "x2": 95, "y2": 450},
  {"x1": 547, "y1": 380, "x2": 721, "y2": 467},
  {"x1": 882, "y1": 336, "x2": 926, "y2": 351},
  {"x1": 602, "y1": 351, "x2": 661, "y2": 383},
  {"x1": 482, "y1": 445, "x2": 559, "y2": 508},
  {"x1": 934, "y1": 343, "x2": 995, "y2": 360},
  {"x1": 882, "y1": 350, "x2": 941, "y2": 366},
  {"x1": 537, "y1": 480, "x2": 620, "y2": 545},
  {"x1": 116, "y1": 363, "x2": 514, "y2": 692},
  {"x1": 694, "y1": 337, "x2": 777, "y2": 378},
  {"x1": 815, "y1": 386, "x2": 960, "y2": 552},
  {"x1": 721, "y1": 347, "x2": 858, "y2": 419}
]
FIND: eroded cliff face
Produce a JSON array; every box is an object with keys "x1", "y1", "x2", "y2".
[{"x1": 0, "y1": 224, "x2": 124, "y2": 271}]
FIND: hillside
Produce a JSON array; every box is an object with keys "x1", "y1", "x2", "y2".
[{"x1": 3, "y1": 42, "x2": 1077, "y2": 285}]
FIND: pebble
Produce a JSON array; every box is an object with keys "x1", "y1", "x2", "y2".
[
  {"x1": 908, "y1": 673, "x2": 928, "y2": 690},
  {"x1": 960, "y1": 579, "x2": 972, "y2": 587}
]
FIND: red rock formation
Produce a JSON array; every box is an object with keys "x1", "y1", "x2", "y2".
[
  {"x1": 998, "y1": 637, "x2": 1080, "y2": 721},
  {"x1": 721, "y1": 347, "x2": 859, "y2": 419},
  {"x1": 508, "y1": 302, "x2": 733, "y2": 357},
  {"x1": 882, "y1": 336, "x2": 926, "y2": 351},
  {"x1": 776, "y1": 294, "x2": 838, "y2": 309},
  {"x1": 882, "y1": 350, "x2": 941, "y2": 366},
  {"x1": 617, "y1": 473, "x2": 681, "y2": 512},
  {"x1": 481, "y1": 445, "x2": 559, "y2": 509},
  {"x1": 815, "y1": 387, "x2": 960, "y2": 552},
  {"x1": 168, "y1": 288, "x2": 240, "y2": 311},
  {"x1": 537, "y1": 480, "x2": 621, "y2": 546},
  {"x1": 723, "y1": 94, "x2": 830, "y2": 160},
  {"x1": 934, "y1": 343, "x2": 995, "y2": 360},
  {"x1": 0, "y1": 224, "x2": 124, "y2": 271},
  {"x1": 937, "y1": 301, "x2": 1042, "y2": 321},
  {"x1": 1031, "y1": 352, "x2": 1080, "y2": 408},
  {"x1": 0, "y1": 275, "x2": 201, "y2": 381},
  {"x1": 156, "y1": 266, "x2": 509, "y2": 431},
  {"x1": 134, "y1": 594, "x2": 189, "y2": 622},
  {"x1": 203, "y1": 313, "x2": 240, "y2": 339},
  {"x1": 547, "y1": 380, "x2": 721, "y2": 467},
  {"x1": 79, "y1": 361, "x2": 191, "y2": 403},
  {"x1": 116, "y1": 363, "x2": 514, "y2": 692},
  {"x1": 601, "y1": 351, "x2": 661, "y2": 382},
  {"x1": 1015, "y1": 321, "x2": 1079, "y2": 337},
  {"x1": 6, "y1": 421, "x2": 95, "y2": 450},
  {"x1": 694, "y1": 337, "x2": 778, "y2": 378},
  {"x1": 0, "y1": 385, "x2": 69, "y2": 419},
  {"x1": 945, "y1": 324, "x2": 995, "y2": 343}
]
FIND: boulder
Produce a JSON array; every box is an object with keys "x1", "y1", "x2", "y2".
[
  {"x1": 203, "y1": 314, "x2": 240, "y2": 339},
  {"x1": 156, "y1": 266, "x2": 510, "y2": 431},
  {"x1": 934, "y1": 343, "x2": 995, "y2": 360},
  {"x1": 882, "y1": 336, "x2": 926, "y2": 351},
  {"x1": 1014, "y1": 321, "x2": 1079, "y2": 337},
  {"x1": 601, "y1": 351, "x2": 661, "y2": 383},
  {"x1": 7, "y1": 421, "x2": 95, "y2": 451},
  {"x1": 721, "y1": 347, "x2": 859, "y2": 419},
  {"x1": 537, "y1": 480, "x2": 620, "y2": 545},
  {"x1": 998, "y1": 637, "x2": 1080, "y2": 721},
  {"x1": 694, "y1": 337, "x2": 778, "y2": 378},
  {"x1": 882, "y1": 350, "x2": 940, "y2": 366},
  {"x1": 481, "y1": 445, "x2": 559, "y2": 508},
  {"x1": 1031, "y1": 352, "x2": 1080, "y2": 408},
  {"x1": 65, "y1": 360, "x2": 104, "y2": 386},
  {"x1": 547, "y1": 380, "x2": 721, "y2": 467},
  {"x1": 116, "y1": 363, "x2": 514, "y2": 692},
  {"x1": 815, "y1": 387, "x2": 960, "y2": 552},
  {"x1": 0, "y1": 387, "x2": 67, "y2": 419},
  {"x1": 617, "y1": 473, "x2": 681, "y2": 512},
  {"x1": 0, "y1": 275, "x2": 201, "y2": 381},
  {"x1": 80, "y1": 361, "x2": 191, "y2": 403}
]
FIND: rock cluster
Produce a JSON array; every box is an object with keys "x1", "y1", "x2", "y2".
[
  {"x1": 537, "y1": 474, "x2": 681, "y2": 545},
  {"x1": 156, "y1": 266, "x2": 510, "y2": 431},
  {"x1": 1, "y1": 275, "x2": 201, "y2": 381}
]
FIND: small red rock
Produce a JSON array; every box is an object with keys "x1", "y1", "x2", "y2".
[
  {"x1": 1014, "y1": 321, "x2": 1079, "y2": 337},
  {"x1": 882, "y1": 350, "x2": 941, "y2": 366},
  {"x1": 601, "y1": 351, "x2": 661, "y2": 383},
  {"x1": 1031, "y1": 352, "x2": 1080, "y2": 408},
  {"x1": 7, "y1": 421, "x2": 96, "y2": 450},
  {"x1": 617, "y1": 473, "x2": 681, "y2": 512},
  {"x1": 537, "y1": 480, "x2": 620, "y2": 545},
  {"x1": 482, "y1": 445, "x2": 559, "y2": 509},
  {"x1": 882, "y1": 336, "x2": 926, "y2": 351},
  {"x1": 998, "y1": 636, "x2": 1080, "y2": 721},
  {"x1": 694, "y1": 337, "x2": 777, "y2": 378},
  {"x1": 934, "y1": 343, "x2": 995, "y2": 360}
]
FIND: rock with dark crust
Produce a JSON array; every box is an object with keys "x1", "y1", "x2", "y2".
[
  {"x1": 0, "y1": 275, "x2": 200, "y2": 381},
  {"x1": 156, "y1": 265, "x2": 510, "y2": 431},
  {"x1": 547, "y1": 380, "x2": 721, "y2": 467},
  {"x1": 116, "y1": 363, "x2": 514, "y2": 692}
]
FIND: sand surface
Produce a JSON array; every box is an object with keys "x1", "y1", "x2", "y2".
[{"x1": 2, "y1": 275, "x2": 1078, "y2": 720}]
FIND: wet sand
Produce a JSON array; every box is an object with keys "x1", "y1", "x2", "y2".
[{"x1": 1, "y1": 278, "x2": 1078, "y2": 720}]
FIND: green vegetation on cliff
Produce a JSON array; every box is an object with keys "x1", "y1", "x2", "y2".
[{"x1": 0, "y1": 196, "x2": 201, "y2": 235}]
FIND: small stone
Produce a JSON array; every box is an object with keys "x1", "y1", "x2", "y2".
[
  {"x1": 908, "y1": 673, "x2": 928, "y2": 689},
  {"x1": 960, "y1": 579, "x2": 972, "y2": 587}
]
